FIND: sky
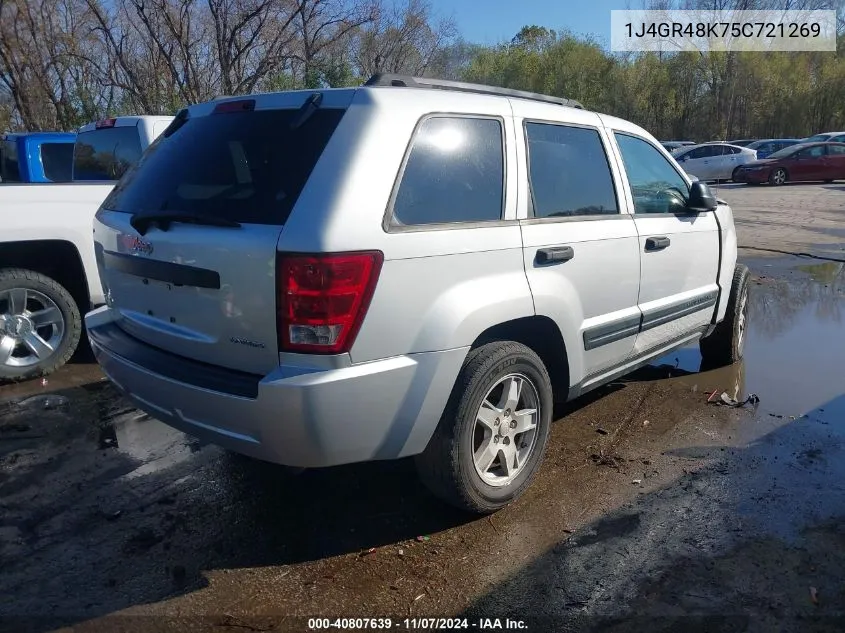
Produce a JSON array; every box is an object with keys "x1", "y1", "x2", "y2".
[{"x1": 428, "y1": 0, "x2": 630, "y2": 46}]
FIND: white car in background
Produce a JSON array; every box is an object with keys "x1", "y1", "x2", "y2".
[{"x1": 671, "y1": 143, "x2": 757, "y2": 182}]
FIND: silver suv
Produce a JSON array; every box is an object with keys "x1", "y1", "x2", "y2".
[{"x1": 86, "y1": 75, "x2": 748, "y2": 514}]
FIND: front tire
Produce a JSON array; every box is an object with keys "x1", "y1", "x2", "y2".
[
  {"x1": 769, "y1": 168, "x2": 788, "y2": 185},
  {"x1": 699, "y1": 264, "x2": 749, "y2": 367},
  {"x1": 415, "y1": 341, "x2": 553, "y2": 514},
  {"x1": 0, "y1": 268, "x2": 82, "y2": 382}
]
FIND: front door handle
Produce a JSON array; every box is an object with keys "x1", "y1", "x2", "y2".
[
  {"x1": 645, "y1": 236, "x2": 671, "y2": 251},
  {"x1": 536, "y1": 246, "x2": 574, "y2": 264}
]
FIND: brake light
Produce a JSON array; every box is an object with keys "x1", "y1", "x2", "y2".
[
  {"x1": 95, "y1": 118, "x2": 116, "y2": 129},
  {"x1": 213, "y1": 99, "x2": 256, "y2": 114},
  {"x1": 277, "y1": 252, "x2": 383, "y2": 354}
]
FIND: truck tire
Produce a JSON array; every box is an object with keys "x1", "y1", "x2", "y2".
[
  {"x1": 0, "y1": 268, "x2": 82, "y2": 382},
  {"x1": 415, "y1": 341, "x2": 553, "y2": 514},
  {"x1": 699, "y1": 264, "x2": 749, "y2": 367}
]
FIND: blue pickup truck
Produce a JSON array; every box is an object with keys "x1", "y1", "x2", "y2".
[{"x1": 0, "y1": 132, "x2": 76, "y2": 183}]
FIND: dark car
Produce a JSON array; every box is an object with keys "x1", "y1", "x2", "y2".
[
  {"x1": 745, "y1": 138, "x2": 802, "y2": 159},
  {"x1": 733, "y1": 142, "x2": 845, "y2": 185},
  {"x1": 803, "y1": 131, "x2": 845, "y2": 143},
  {"x1": 660, "y1": 140, "x2": 695, "y2": 151}
]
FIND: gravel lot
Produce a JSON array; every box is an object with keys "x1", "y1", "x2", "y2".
[{"x1": 0, "y1": 183, "x2": 843, "y2": 633}]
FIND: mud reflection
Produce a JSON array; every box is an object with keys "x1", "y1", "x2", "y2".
[{"x1": 750, "y1": 261, "x2": 843, "y2": 339}]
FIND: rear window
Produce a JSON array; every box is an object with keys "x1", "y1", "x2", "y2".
[
  {"x1": 73, "y1": 126, "x2": 143, "y2": 181},
  {"x1": 1, "y1": 140, "x2": 20, "y2": 182},
  {"x1": 103, "y1": 108, "x2": 347, "y2": 225},
  {"x1": 40, "y1": 143, "x2": 74, "y2": 181}
]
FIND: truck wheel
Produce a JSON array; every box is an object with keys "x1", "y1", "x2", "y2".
[
  {"x1": 699, "y1": 264, "x2": 749, "y2": 367},
  {"x1": 0, "y1": 268, "x2": 82, "y2": 382},
  {"x1": 415, "y1": 341, "x2": 553, "y2": 514}
]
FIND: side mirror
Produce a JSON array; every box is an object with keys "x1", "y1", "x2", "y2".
[{"x1": 687, "y1": 181, "x2": 717, "y2": 212}]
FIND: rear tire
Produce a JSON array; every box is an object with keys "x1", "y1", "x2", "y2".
[
  {"x1": 0, "y1": 268, "x2": 81, "y2": 382},
  {"x1": 731, "y1": 167, "x2": 741, "y2": 182},
  {"x1": 415, "y1": 341, "x2": 553, "y2": 514},
  {"x1": 699, "y1": 264, "x2": 749, "y2": 367},
  {"x1": 769, "y1": 168, "x2": 788, "y2": 185}
]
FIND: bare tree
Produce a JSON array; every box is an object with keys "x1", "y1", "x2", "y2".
[{"x1": 351, "y1": 0, "x2": 456, "y2": 78}]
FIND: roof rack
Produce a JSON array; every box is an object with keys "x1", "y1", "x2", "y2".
[{"x1": 363, "y1": 74, "x2": 584, "y2": 110}]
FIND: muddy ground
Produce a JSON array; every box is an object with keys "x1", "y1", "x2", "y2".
[{"x1": 1, "y1": 184, "x2": 844, "y2": 632}]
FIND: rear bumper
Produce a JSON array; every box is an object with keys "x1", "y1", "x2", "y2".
[{"x1": 85, "y1": 307, "x2": 467, "y2": 468}]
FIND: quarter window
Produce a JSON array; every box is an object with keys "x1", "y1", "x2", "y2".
[
  {"x1": 524, "y1": 122, "x2": 618, "y2": 218},
  {"x1": 614, "y1": 133, "x2": 690, "y2": 214},
  {"x1": 391, "y1": 117, "x2": 504, "y2": 226}
]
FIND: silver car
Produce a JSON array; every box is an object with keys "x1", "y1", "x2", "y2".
[
  {"x1": 86, "y1": 75, "x2": 747, "y2": 514},
  {"x1": 672, "y1": 142, "x2": 757, "y2": 181}
]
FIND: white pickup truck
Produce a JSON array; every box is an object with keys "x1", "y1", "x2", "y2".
[{"x1": 0, "y1": 115, "x2": 173, "y2": 381}]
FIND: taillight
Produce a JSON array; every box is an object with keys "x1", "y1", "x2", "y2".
[{"x1": 276, "y1": 252, "x2": 383, "y2": 354}]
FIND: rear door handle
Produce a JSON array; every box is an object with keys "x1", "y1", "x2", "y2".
[
  {"x1": 645, "y1": 236, "x2": 671, "y2": 251},
  {"x1": 536, "y1": 246, "x2": 574, "y2": 264}
]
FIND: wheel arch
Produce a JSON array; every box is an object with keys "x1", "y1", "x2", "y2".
[
  {"x1": 0, "y1": 240, "x2": 90, "y2": 312},
  {"x1": 470, "y1": 315, "x2": 570, "y2": 402}
]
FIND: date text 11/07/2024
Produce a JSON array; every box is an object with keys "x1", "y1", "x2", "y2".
[{"x1": 307, "y1": 618, "x2": 528, "y2": 630}]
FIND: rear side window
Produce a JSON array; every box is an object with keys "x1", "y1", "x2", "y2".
[
  {"x1": 525, "y1": 123, "x2": 618, "y2": 218},
  {"x1": 103, "y1": 108, "x2": 346, "y2": 225},
  {"x1": 390, "y1": 116, "x2": 504, "y2": 227},
  {"x1": 1, "y1": 140, "x2": 20, "y2": 182},
  {"x1": 723, "y1": 146, "x2": 740, "y2": 154},
  {"x1": 73, "y1": 126, "x2": 143, "y2": 181},
  {"x1": 829, "y1": 144, "x2": 845, "y2": 155},
  {"x1": 40, "y1": 143, "x2": 74, "y2": 182}
]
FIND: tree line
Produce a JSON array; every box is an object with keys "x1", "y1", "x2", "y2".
[{"x1": 1, "y1": 0, "x2": 844, "y2": 140}]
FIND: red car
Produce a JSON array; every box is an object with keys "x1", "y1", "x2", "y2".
[{"x1": 733, "y1": 142, "x2": 845, "y2": 185}]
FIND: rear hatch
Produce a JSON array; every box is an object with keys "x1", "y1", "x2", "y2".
[{"x1": 93, "y1": 92, "x2": 352, "y2": 375}]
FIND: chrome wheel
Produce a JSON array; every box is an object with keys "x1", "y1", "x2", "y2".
[
  {"x1": 0, "y1": 288, "x2": 65, "y2": 368},
  {"x1": 737, "y1": 284, "x2": 748, "y2": 354},
  {"x1": 472, "y1": 373, "x2": 540, "y2": 487},
  {"x1": 772, "y1": 169, "x2": 786, "y2": 185}
]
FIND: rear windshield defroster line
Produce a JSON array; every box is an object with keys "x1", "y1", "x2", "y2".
[{"x1": 102, "y1": 108, "x2": 348, "y2": 226}]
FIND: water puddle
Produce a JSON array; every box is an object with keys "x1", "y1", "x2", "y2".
[{"x1": 647, "y1": 258, "x2": 845, "y2": 424}]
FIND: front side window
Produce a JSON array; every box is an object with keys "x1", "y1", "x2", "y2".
[
  {"x1": 614, "y1": 133, "x2": 689, "y2": 214},
  {"x1": 797, "y1": 145, "x2": 826, "y2": 159},
  {"x1": 391, "y1": 116, "x2": 504, "y2": 226},
  {"x1": 73, "y1": 126, "x2": 143, "y2": 180},
  {"x1": 525, "y1": 122, "x2": 618, "y2": 218},
  {"x1": 686, "y1": 146, "x2": 714, "y2": 159}
]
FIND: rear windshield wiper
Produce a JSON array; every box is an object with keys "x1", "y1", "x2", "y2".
[{"x1": 130, "y1": 209, "x2": 242, "y2": 235}]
